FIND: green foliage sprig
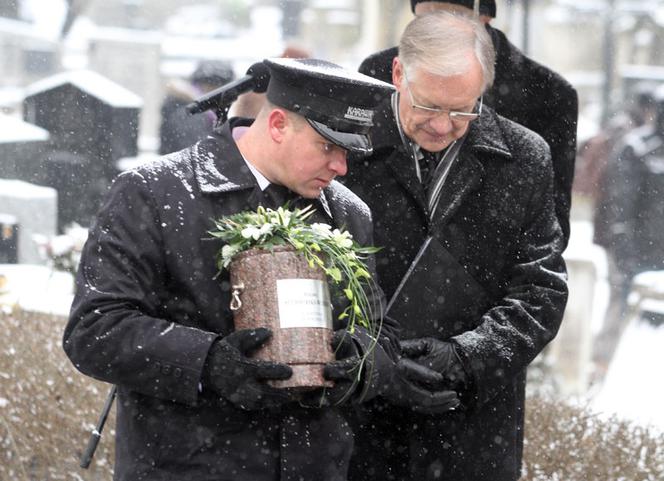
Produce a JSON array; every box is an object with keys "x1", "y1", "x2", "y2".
[{"x1": 209, "y1": 204, "x2": 381, "y2": 333}]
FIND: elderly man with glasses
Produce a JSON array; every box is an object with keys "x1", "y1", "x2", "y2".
[{"x1": 342, "y1": 10, "x2": 567, "y2": 481}]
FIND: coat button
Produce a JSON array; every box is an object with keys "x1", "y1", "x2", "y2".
[
  {"x1": 162, "y1": 365, "x2": 171, "y2": 375},
  {"x1": 174, "y1": 368, "x2": 182, "y2": 378}
]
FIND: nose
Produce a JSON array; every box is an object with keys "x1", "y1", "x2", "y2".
[
  {"x1": 329, "y1": 150, "x2": 348, "y2": 177},
  {"x1": 427, "y1": 112, "x2": 455, "y2": 136}
]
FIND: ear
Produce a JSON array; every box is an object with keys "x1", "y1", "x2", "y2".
[
  {"x1": 392, "y1": 57, "x2": 403, "y2": 89},
  {"x1": 267, "y1": 108, "x2": 289, "y2": 144}
]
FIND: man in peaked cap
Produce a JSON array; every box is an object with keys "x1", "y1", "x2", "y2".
[
  {"x1": 63, "y1": 57, "x2": 456, "y2": 480},
  {"x1": 359, "y1": 0, "x2": 578, "y2": 247}
]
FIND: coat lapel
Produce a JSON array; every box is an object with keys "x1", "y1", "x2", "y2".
[
  {"x1": 432, "y1": 152, "x2": 484, "y2": 226},
  {"x1": 385, "y1": 148, "x2": 429, "y2": 215}
]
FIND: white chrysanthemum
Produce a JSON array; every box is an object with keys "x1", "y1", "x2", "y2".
[
  {"x1": 311, "y1": 223, "x2": 332, "y2": 237},
  {"x1": 241, "y1": 223, "x2": 273, "y2": 240},
  {"x1": 331, "y1": 229, "x2": 353, "y2": 249}
]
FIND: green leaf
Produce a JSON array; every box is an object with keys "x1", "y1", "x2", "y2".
[{"x1": 327, "y1": 267, "x2": 342, "y2": 282}]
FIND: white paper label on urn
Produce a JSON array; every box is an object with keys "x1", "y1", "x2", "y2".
[{"x1": 276, "y1": 279, "x2": 333, "y2": 329}]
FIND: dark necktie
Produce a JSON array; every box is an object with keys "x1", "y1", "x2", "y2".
[
  {"x1": 419, "y1": 149, "x2": 438, "y2": 186},
  {"x1": 262, "y1": 183, "x2": 292, "y2": 209}
]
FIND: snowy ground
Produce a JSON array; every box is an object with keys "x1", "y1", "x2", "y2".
[
  {"x1": 565, "y1": 220, "x2": 664, "y2": 432},
  {"x1": 591, "y1": 316, "x2": 664, "y2": 431}
]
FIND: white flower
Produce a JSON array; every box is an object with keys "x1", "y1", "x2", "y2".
[
  {"x1": 331, "y1": 229, "x2": 353, "y2": 249},
  {"x1": 275, "y1": 207, "x2": 292, "y2": 226},
  {"x1": 311, "y1": 223, "x2": 332, "y2": 238},
  {"x1": 241, "y1": 223, "x2": 273, "y2": 240}
]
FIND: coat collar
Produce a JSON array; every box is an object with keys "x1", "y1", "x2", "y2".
[
  {"x1": 368, "y1": 98, "x2": 513, "y2": 227},
  {"x1": 191, "y1": 118, "x2": 333, "y2": 220}
]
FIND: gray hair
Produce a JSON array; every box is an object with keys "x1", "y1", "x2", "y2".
[{"x1": 398, "y1": 10, "x2": 495, "y2": 92}]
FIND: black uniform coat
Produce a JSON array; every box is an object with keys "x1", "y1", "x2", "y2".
[
  {"x1": 342, "y1": 100, "x2": 568, "y2": 481},
  {"x1": 63, "y1": 119, "x2": 389, "y2": 481},
  {"x1": 358, "y1": 24, "x2": 578, "y2": 245}
]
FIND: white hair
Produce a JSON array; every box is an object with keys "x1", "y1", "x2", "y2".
[{"x1": 398, "y1": 10, "x2": 495, "y2": 92}]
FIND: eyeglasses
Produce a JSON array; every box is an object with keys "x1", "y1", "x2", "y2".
[{"x1": 403, "y1": 71, "x2": 483, "y2": 123}]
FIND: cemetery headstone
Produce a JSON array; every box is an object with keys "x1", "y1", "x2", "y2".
[
  {"x1": 0, "y1": 179, "x2": 56, "y2": 265},
  {"x1": 22, "y1": 70, "x2": 142, "y2": 228},
  {"x1": 0, "y1": 213, "x2": 18, "y2": 264},
  {"x1": 0, "y1": 114, "x2": 49, "y2": 181}
]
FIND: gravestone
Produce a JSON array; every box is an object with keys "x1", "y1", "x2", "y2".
[
  {"x1": 88, "y1": 28, "x2": 162, "y2": 144},
  {"x1": 0, "y1": 213, "x2": 18, "y2": 264},
  {"x1": 22, "y1": 70, "x2": 142, "y2": 228},
  {"x1": 0, "y1": 179, "x2": 57, "y2": 265},
  {"x1": 0, "y1": 19, "x2": 57, "y2": 88},
  {"x1": 0, "y1": 114, "x2": 49, "y2": 180}
]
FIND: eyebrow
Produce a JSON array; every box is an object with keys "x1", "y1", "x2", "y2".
[{"x1": 411, "y1": 86, "x2": 475, "y2": 111}]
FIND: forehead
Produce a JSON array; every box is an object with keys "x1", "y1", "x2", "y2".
[{"x1": 407, "y1": 63, "x2": 483, "y2": 105}]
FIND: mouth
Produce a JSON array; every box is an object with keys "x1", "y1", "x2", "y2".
[{"x1": 315, "y1": 177, "x2": 333, "y2": 188}]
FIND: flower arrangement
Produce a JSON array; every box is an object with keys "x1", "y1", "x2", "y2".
[
  {"x1": 209, "y1": 204, "x2": 381, "y2": 333},
  {"x1": 33, "y1": 223, "x2": 88, "y2": 275}
]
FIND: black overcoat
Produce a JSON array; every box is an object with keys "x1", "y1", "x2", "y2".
[
  {"x1": 342, "y1": 101, "x2": 568, "y2": 481},
  {"x1": 63, "y1": 119, "x2": 389, "y2": 481},
  {"x1": 358, "y1": 24, "x2": 578, "y2": 245}
]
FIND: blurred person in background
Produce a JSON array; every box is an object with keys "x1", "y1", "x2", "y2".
[
  {"x1": 159, "y1": 59, "x2": 235, "y2": 154},
  {"x1": 359, "y1": 0, "x2": 578, "y2": 247},
  {"x1": 232, "y1": 45, "x2": 311, "y2": 118},
  {"x1": 584, "y1": 84, "x2": 658, "y2": 241},
  {"x1": 590, "y1": 84, "x2": 663, "y2": 386}
]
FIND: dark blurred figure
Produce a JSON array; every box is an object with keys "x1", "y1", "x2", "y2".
[
  {"x1": 358, "y1": 0, "x2": 578, "y2": 246},
  {"x1": 576, "y1": 83, "x2": 657, "y2": 213},
  {"x1": 158, "y1": 60, "x2": 235, "y2": 154},
  {"x1": 590, "y1": 84, "x2": 662, "y2": 385}
]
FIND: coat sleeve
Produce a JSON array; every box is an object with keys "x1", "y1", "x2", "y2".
[
  {"x1": 62, "y1": 170, "x2": 217, "y2": 406},
  {"x1": 451, "y1": 145, "x2": 569, "y2": 408}
]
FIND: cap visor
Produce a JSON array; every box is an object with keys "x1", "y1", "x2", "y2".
[{"x1": 307, "y1": 119, "x2": 373, "y2": 155}]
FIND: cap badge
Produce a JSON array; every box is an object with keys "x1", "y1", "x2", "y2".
[{"x1": 344, "y1": 106, "x2": 373, "y2": 122}]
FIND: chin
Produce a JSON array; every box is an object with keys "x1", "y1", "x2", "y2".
[{"x1": 421, "y1": 140, "x2": 451, "y2": 153}]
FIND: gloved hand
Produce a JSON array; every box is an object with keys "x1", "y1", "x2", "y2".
[
  {"x1": 319, "y1": 329, "x2": 459, "y2": 414},
  {"x1": 202, "y1": 327, "x2": 294, "y2": 411},
  {"x1": 400, "y1": 337, "x2": 471, "y2": 397},
  {"x1": 383, "y1": 357, "x2": 460, "y2": 414}
]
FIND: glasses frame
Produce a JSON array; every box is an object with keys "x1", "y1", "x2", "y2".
[{"x1": 402, "y1": 70, "x2": 483, "y2": 123}]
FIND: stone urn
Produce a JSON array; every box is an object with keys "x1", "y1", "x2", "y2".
[{"x1": 229, "y1": 245, "x2": 335, "y2": 390}]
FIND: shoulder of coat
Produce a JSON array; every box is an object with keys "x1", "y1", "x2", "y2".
[
  {"x1": 117, "y1": 148, "x2": 195, "y2": 185},
  {"x1": 495, "y1": 114, "x2": 550, "y2": 158},
  {"x1": 325, "y1": 180, "x2": 372, "y2": 222}
]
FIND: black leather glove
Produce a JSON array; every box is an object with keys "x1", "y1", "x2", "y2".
[
  {"x1": 202, "y1": 327, "x2": 294, "y2": 411},
  {"x1": 320, "y1": 329, "x2": 459, "y2": 414},
  {"x1": 400, "y1": 337, "x2": 472, "y2": 400}
]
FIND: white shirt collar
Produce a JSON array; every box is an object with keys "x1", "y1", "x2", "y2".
[{"x1": 232, "y1": 125, "x2": 271, "y2": 191}]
